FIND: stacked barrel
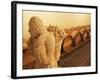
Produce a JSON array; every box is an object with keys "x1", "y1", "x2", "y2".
[{"x1": 62, "y1": 25, "x2": 90, "y2": 54}]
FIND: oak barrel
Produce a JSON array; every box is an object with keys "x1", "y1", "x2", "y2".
[
  {"x1": 62, "y1": 35, "x2": 74, "y2": 53},
  {"x1": 74, "y1": 32, "x2": 83, "y2": 45}
]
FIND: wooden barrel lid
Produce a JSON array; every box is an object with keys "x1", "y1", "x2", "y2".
[
  {"x1": 83, "y1": 30, "x2": 89, "y2": 41},
  {"x1": 74, "y1": 32, "x2": 83, "y2": 45},
  {"x1": 62, "y1": 35, "x2": 74, "y2": 53}
]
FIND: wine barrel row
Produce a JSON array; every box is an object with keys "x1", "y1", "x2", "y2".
[{"x1": 62, "y1": 25, "x2": 90, "y2": 53}]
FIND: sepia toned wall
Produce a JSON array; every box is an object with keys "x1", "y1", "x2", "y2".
[{"x1": 23, "y1": 10, "x2": 91, "y2": 39}]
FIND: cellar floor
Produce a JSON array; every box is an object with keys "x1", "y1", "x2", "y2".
[{"x1": 58, "y1": 41, "x2": 90, "y2": 67}]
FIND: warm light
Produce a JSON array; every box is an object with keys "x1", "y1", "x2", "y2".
[{"x1": 23, "y1": 11, "x2": 91, "y2": 40}]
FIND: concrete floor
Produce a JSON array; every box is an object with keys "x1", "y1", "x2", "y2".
[{"x1": 58, "y1": 41, "x2": 91, "y2": 67}]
